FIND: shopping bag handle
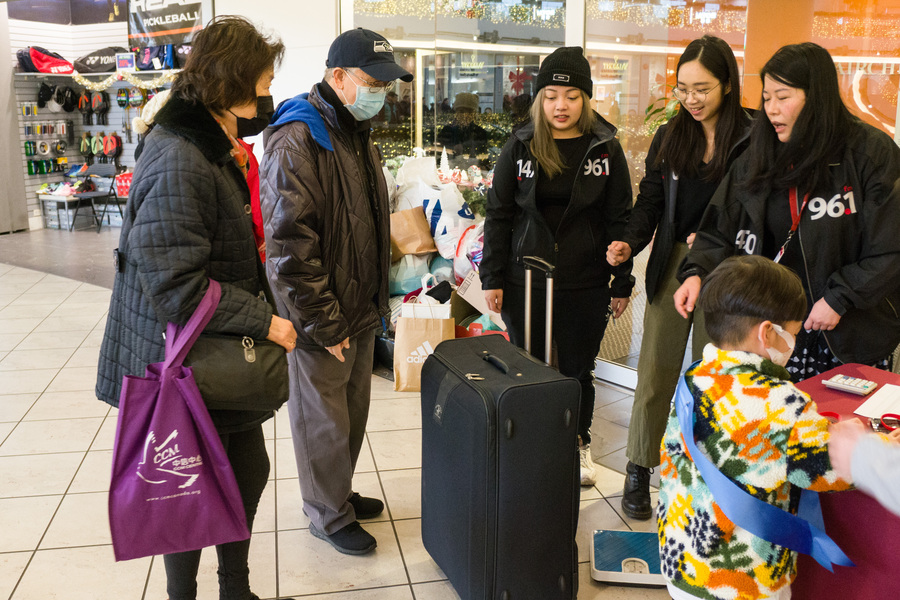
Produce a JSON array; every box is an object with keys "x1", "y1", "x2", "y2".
[{"x1": 164, "y1": 279, "x2": 222, "y2": 369}]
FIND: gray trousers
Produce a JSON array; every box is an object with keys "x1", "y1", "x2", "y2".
[
  {"x1": 287, "y1": 328, "x2": 376, "y2": 534},
  {"x1": 626, "y1": 242, "x2": 710, "y2": 468}
]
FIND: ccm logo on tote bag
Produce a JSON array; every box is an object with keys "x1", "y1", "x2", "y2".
[{"x1": 135, "y1": 429, "x2": 204, "y2": 490}]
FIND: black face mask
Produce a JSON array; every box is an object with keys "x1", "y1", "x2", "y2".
[{"x1": 234, "y1": 95, "x2": 275, "y2": 138}]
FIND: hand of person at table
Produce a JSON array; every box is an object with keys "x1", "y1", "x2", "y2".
[
  {"x1": 606, "y1": 241, "x2": 632, "y2": 267},
  {"x1": 266, "y1": 315, "x2": 297, "y2": 353},
  {"x1": 805, "y1": 298, "x2": 841, "y2": 331},
  {"x1": 327, "y1": 337, "x2": 350, "y2": 362},
  {"x1": 686, "y1": 232, "x2": 696, "y2": 249},
  {"x1": 610, "y1": 297, "x2": 630, "y2": 319},
  {"x1": 484, "y1": 289, "x2": 503, "y2": 313},
  {"x1": 828, "y1": 418, "x2": 868, "y2": 481},
  {"x1": 890, "y1": 428, "x2": 900, "y2": 442},
  {"x1": 674, "y1": 275, "x2": 702, "y2": 319}
]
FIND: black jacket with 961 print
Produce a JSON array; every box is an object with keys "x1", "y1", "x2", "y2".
[
  {"x1": 481, "y1": 114, "x2": 634, "y2": 295},
  {"x1": 681, "y1": 120, "x2": 900, "y2": 364}
]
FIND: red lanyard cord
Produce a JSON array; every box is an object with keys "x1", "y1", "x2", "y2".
[{"x1": 774, "y1": 186, "x2": 810, "y2": 264}]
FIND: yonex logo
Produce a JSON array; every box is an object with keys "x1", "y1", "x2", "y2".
[
  {"x1": 552, "y1": 74, "x2": 570, "y2": 82},
  {"x1": 374, "y1": 40, "x2": 393, "y2": 53},
  {"x1": 407, "y1": 341, "x2": 435, "y2": 363}
]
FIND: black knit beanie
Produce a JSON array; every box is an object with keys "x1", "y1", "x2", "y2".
[{"x1": 535, "y1": 46, "x2": 592, "y2": 97}]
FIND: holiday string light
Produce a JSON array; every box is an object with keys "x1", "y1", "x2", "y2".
[
  {"x1": 812, "y1": 14, "x2": 900, "y2": 43},
  {"x1": 356, "y1": 0, "x2": 900, "y2": 43},
  {"x1": 356, "y1": 0, "x2": 565, "y2": 29},
  {"x1": 71, "y1": 70, "x2": 176, "y2": 91}
]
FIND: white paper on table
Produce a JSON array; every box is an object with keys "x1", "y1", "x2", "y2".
[{"x1": 853, "y1": 383, "x2": 900, "y2": 418}]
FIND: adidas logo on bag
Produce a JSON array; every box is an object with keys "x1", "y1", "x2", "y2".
[{"x1": 407, "y1": 341, "x2": 435, "y2": 363}]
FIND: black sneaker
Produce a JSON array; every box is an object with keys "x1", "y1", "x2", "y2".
[
  {"x1": 349, "y1": 492, "x2": 385, "y2": 519},
  {"x1": 309, "y1": 520, "x2": 377, "y2": 555},
  {"x1": 621, "y1": 461, "x2": 653, "y2": 520}
]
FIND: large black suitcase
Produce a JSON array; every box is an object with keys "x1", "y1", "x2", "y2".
[{"x1": 421, "y1": 259, "x2": 581, "y2": 600}]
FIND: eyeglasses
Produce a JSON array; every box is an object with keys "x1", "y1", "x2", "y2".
[
  {"x1": 673, "y1": 82, "x2": 721, "y2": 103},
  {"x1": 342, "y1": 69, "x2": 395, "y2": 93}
]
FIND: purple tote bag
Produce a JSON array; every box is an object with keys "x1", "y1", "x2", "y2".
[{"x1": 109, "y1": 280, "x2": 250, "y2": 561}]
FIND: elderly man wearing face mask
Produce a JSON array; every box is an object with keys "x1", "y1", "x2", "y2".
[{"x1": 259, "y1": 28, "x2": 413, "y2": 556}]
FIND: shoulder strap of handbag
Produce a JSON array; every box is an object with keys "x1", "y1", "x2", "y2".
[
  {"x1": 674, "y1": 368, "x2": 853, "y2": 572},
  {"x1": 255, "y1": 253, "x2": 278, "y2": 313},
  {"x1": 164, "y1": 279, "x2": 221, "y2": 369}
]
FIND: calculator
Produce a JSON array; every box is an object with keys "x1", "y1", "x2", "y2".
[{"x1": 822, "y1": 374, "x2": 878, "y2": 396}]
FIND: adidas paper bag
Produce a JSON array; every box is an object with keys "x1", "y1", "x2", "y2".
[{"x1": 393, "y1": 316, "x2": 454, "y2": 392}]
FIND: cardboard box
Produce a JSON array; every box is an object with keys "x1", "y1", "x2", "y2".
[{"x1": 456, "y1": 270, "x2": 506, "y2": 330}]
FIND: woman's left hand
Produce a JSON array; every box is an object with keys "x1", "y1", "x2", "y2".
[
  {"x1": 267, "y1": 315, "x2": 298, "y2": 352},
  {"x1": 805, "y1": 298, "x2": 841, "y2": 331},
  {"x1": 610, "y1": 297, "x2": 630, "y2": 320}
]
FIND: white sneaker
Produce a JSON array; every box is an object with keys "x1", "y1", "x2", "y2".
[{"x1": 579, "y1": 443, "x2": 597, "y2": 486}]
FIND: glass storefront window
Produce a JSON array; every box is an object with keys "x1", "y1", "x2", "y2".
[
  {"x1": 808, "y1": 1, "x2": 900, "y2": 143},
  {"x1": 354, "y1": 0, "x2": 567, "y2": 175}
]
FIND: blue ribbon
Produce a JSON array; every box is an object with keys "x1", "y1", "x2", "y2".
[{"x1": 674, "y1": 373, "x2": 854, "y2": 572}]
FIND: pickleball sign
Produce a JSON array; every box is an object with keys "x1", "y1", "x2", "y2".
[{"x1": 128, "y1": 0, "x2": 205, "y2": 46}]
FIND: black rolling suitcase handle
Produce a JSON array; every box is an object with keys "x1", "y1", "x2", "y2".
[{"x1": 523, "y1": 256, "x2": 555, "y2": 364}]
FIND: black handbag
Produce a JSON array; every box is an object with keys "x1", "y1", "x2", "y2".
[
  {"x1": 184, "y1": 333, "x2": 288, "y2": 411},
  {"x1": 184, "y1": 260, "x2": 289, "y2": 412}
]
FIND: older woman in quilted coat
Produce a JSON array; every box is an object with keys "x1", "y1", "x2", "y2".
[{"x1": 95, "y1": 16, "x2": 294, "y2": 600}]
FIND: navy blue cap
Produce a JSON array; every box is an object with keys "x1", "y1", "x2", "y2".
[{"x1": 327, "y1": 28, "x2": 413, "y2": 83}]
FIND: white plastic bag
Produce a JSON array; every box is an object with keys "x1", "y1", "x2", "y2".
[
  {"x1": 395, "y1": 156, "x2": 440, "y2": 188},
  {"x1": 382, "y1": 166, "x2": 398, "y2": 212},
  {"x1": 395, "y1": 157, "x2": 442, "y2": 212},
  {"x1": 423, "y1": 183, "x2": 477, "y2": 259},
  {"x1": 453, "y1": 221, "x2": 485, "y2": 284}
]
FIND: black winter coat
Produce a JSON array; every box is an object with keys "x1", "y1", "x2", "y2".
[
  {"x1": 621, "y1": 115, "x2": 751, "y2": 304},
  {"x1": 96, "y1": 94, "x2": 274, "y2": 409},
  {"x1": 259, "y1": 85, "x2": 390, "y2": 348},
  {"x1": 481, "y1": 115, "x2": 634, "y2": 295},
  {"x1": 682, "y1": 120, "x2": 900, "y2": 364}
]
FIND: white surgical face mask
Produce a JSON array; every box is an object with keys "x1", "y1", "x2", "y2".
[
  {"x1": 765, "y1": 323, "x2": 796, "y2": 367},
  {"x1": 338, "y1": 70, "x2": 387, "y2": 121}
]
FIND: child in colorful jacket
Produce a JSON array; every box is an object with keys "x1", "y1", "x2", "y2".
[{"x1": 658, "y1": 255, "x2": 851, "y2": 600}]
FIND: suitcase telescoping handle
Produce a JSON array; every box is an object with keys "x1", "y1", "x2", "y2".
[{"x1": 522, "y1": 256, "x2": 555, "y2": 364}]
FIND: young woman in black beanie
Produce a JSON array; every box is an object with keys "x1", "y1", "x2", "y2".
[
  {"x1": 481, "y1": 46, "x2": 634, "y2": 486},
  {"x1": 606, "y1": 35, "x2": 752, "y2": 520}
]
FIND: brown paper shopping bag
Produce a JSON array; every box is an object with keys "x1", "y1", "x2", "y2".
[
  {"x1": 390, "y1": 207, "x2": 437, "y2": 261},
  {"x1": 393, "y1": 316, "x2": 454, "y2": 392}
]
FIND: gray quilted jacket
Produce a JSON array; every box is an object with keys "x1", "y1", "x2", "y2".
[{"x1": 96, "y1": 93, "x2": 274, "y2": 408}]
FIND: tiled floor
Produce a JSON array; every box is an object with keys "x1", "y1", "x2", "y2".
[{"x1": 0, "y1": 258, "x2": 669, "y2": 600}]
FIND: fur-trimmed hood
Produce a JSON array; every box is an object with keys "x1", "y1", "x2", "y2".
[{"x1": 152, "y1": 92, "x2": 233, "y2": 165}]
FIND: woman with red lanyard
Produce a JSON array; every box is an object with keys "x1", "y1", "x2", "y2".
[{"x1": 674, "y1": 42, "x2": 900, "y2": 381}]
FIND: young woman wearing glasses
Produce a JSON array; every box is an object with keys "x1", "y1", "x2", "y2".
[
  {"x1": 675, "y1": 43, "x2": 900, "y2": 389},
  {"x1": 606, "y1": 36, "x2": 752, "y2": 520}
]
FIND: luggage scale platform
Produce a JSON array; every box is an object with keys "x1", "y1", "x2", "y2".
[{"x1": 591, "y1": 530, "x2": 666, "y2": 586}]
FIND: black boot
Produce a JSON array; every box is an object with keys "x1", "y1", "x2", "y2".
[{"x1": 621, "y1": 461, "x2": 653, "y2": 520}]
